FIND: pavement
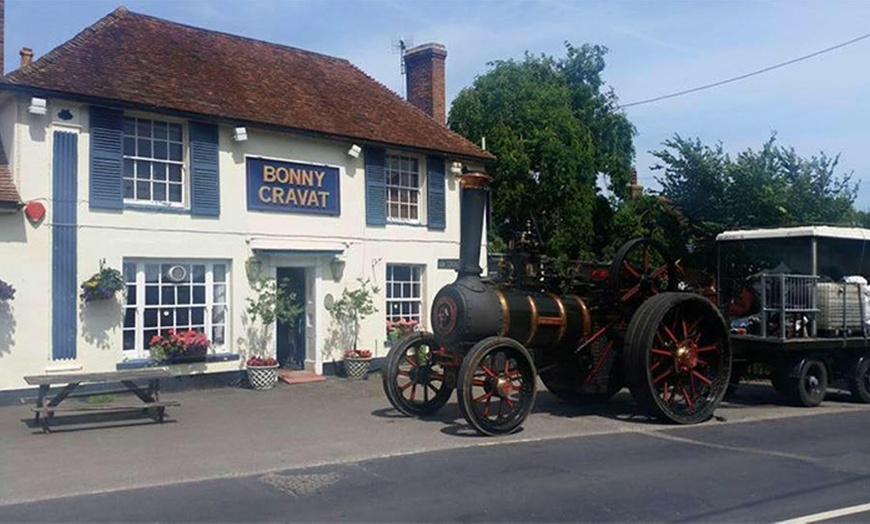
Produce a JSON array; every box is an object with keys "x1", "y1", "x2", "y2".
[{"x1": 1, "y1": 372, "x2": 869, "y2": 507}]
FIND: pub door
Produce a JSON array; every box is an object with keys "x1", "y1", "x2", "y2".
[{"x1": 276, "y1": 267, "x2": 306, "y2": 369}]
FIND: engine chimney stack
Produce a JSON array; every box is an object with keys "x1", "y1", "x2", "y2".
[{"x1": 457, "y1": 173, "x2": 491, "y2": 279}]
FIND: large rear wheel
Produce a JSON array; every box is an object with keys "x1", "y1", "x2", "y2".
[
  {"x1": 457, "y1": 337, "x2": 537, "y2": 436},
  {"x1": 382, "y1": 332, "x2": 453, "y2": 417},
  {"x1": 625, "y1": 293, "x2": 731, "y2": 424}
]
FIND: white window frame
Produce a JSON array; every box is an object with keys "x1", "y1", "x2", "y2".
[
  {"x1": 122, "y1": 259, "x2": 230, "y2": 358},
  {"x1": 122, "y1": 113, "x2": 187, "y2": 208},
  {"x1": 385, "y1": 152, "x2": 424, "y2": 224},
  {"x1": 385, "y1": 264, "x2": 425, "y2": 329}
]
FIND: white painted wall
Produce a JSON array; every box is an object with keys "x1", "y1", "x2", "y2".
[{"x1": 0, "y1": 96, "x2": 487, "y2": 390}]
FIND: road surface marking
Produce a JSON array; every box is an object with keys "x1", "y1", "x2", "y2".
[{"x1": 778, "y1": 502, "x2": 870, "y2": 523}]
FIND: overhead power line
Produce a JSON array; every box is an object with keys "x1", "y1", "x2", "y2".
[{"x1": 621, "y1": 31, "x2": 870, "y2": 109}]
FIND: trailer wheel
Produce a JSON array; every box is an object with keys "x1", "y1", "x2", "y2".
[
  {"x1": 611, "y1": 238, "x2": 678, "y2": 316},
  {"x1": 457, "y1": 337, "x2": 537, "y2": 436},
  {"x1": 625, "y1": 292, "x2": 731, "y2": 424},
  {"x1": 848, "y1": 355, "x2": 870, "y2": 404},
  {"x1": 382, "y1": 332, "x2": 453, "y2": 417},
  {"x1": 789, "y1": 359, "x2": 827, "y2": 407}
]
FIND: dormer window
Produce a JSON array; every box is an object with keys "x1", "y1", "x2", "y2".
[{"x1": 122, "y1": 117, "x2": 185, "y2": 205}]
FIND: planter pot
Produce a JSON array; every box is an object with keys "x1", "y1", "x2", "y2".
[
  {"x1": 343, "y1": 357, "x2": 372, "y2": 380},
  {"x1": 247, "y1": 364, "x2": 280, "y2": 390}
]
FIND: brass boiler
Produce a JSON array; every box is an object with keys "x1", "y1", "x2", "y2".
[{"x1": 431, "y1": 278, "x2": 592, "y2": 352}]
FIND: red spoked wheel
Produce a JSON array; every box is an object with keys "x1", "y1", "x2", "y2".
[
  {"x1": 457, "y1": 337, "x2": 537, "y2": 436},
  {"x1": 625, "y1": 292, "x2": 731, "y2": 424},
  {"x1": 610, "y1": 238, "x2": 678, "y2": 316},
  {"x1": 382, "y1": 332, "x2": 455, "y2": 417}
]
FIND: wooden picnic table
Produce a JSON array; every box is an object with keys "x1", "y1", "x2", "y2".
[{"x1": 23, "y1": 369, "x2": 179, "y2": 432}]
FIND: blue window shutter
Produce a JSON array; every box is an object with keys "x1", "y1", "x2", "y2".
[
  {"x1": 52, "y1": 131, "x2": 78, "y2": 360},
  {"x1": 365, "y1": 147, "x2": 386, "y2": 226},
  {"x1": 88, "y1": 106, "x2": 123, "y2": 210},
  {"x1": 190, "y1": 122, "x2": 220, "y2": 217},
  {"x1": 427, "y1": 155, "x2": 446, "y2": 230}
]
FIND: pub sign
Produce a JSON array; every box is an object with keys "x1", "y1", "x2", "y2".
[{"x1": 246, "y1": 157, "x2": 340, "y2": 215}]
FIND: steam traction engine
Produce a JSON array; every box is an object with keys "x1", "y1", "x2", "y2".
[{"x1": 382, "y1": 173, "x2": 732, "y2": 435}]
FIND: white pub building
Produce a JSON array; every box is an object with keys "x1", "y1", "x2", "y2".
[{"x1": 0, "y1": 4, "x2": 492, "y2": 392}]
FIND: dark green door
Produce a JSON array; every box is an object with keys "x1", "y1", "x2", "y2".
[{"x1": 276, "y1": 267, "x2": 306, "y2": 369}]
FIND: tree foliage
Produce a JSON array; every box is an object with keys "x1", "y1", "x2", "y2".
[
  {"x1": 449, "y1": 43, "x2": 634, "y2": 259},
  {"x1": 652, "y1": 134, "x2": 858, "y2": 268}
]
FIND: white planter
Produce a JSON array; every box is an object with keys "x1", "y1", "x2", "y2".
[
  {"x1": 247, "y1": 364, "x2": 279, "y2": 390},
  {"x1": 343, "y1": 357, "x2": 372, "y2": 380}
]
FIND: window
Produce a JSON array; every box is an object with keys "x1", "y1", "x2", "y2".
[
  {"x1": 386, "y1": 153, "x2": 421, "y2": 222},
  {"x1": 386, "y1": 264, "x2": 424, "y2": 326},
  {"x1": 123, "y1": 260, "x2": 228, "y2": 356},
  {"x1": 123, "y1": 117, "x2": 185, "y2": 205}
]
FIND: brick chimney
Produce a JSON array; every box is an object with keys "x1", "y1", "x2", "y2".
[
  {"x1": 0, "y1": 0, "x2": 5, "y2": 75},
  {"x1": 19, "y1": 47, "x2": 32, "y2": 68},
  {"x1": 627, "y1": 167, "x2": 643, "y2": 200},
  {"x1": 403, "y1": 43, "x2": 447, "y2": 125}
]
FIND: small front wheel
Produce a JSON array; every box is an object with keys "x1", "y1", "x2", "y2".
[
  {"x1": 457, "y1": 337, "x2": 537, "y2": 436},
  {"x1": 382, "y1": 332, "x2": 453, "y2": 416}
]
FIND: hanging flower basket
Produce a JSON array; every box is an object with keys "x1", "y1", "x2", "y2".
[
  {"x1": 81, "y1": 259, "x2": 125, "y2": 302},
  {"x1": 246, "y1": 357, "x2": 279, "y2": 390},
  {"x1": 0, "y1": 279, "x2": 15, "y2": 302},
  {"x1": 343, "y1": 349, "x2": 372, "y2": 380}
]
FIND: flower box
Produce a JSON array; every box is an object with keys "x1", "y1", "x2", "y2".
[{"x1": 150, "y1": 329, "x2": 210, "y2": 364}]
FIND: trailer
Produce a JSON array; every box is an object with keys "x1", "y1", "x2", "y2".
[{"x1": 717, "y1": 226, "x2": 870, "y2": 406}]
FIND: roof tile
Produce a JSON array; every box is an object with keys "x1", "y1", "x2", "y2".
[{"x1": 1, "y1": 8, "x2": 492, "y2": 161}]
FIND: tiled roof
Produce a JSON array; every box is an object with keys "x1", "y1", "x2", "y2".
[
  {"x1": 0, "y1": 7, "x2": 493, "y2": 162},
  {"x1": 0, "y1": 137, "x2": 21, "y2": 207}
]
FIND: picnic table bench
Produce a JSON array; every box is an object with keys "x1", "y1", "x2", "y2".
[{"x1": 23, "y1": 369, "x2": 179, "y2": 432}]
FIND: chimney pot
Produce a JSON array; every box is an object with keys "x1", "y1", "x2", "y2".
[
  {"x1": 20, "y1": 47, "x2": 33, "y2": 68},
  {"x1": 403, "y1": 43, "x2": 447, "y2": 125}
]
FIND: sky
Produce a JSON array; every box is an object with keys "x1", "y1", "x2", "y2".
[{"x1": 5, "y1": 0, "x2": 870, "y2": 207}]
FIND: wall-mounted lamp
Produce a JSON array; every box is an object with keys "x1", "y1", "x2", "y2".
[
  {"x1": 330, "y1": 255, "x2": 346, "y2": 282},
  {"x1": 233, "y1": 126, "x2": 248, "y2": 142},
  {"x1": 28, "y1": 97, "x2": 47, "y2": 115},
  {"x1": 347, "y1": 144, "x2": 361, "y2": 158},
  {"x1": 450, "y1": 161, "x2": 463, "y2": 176}
]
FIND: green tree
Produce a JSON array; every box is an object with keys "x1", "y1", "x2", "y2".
[
  {"x1": 651, "y1": 134, "x2": 858, "y2": 269},
  {"x1": 449, "y1": 43, "x2": 635, "y2": 259}
]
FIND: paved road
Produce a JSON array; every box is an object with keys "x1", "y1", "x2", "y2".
[{"x1": 1, "y1": 405, "x2": 869, "y2": 521}]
